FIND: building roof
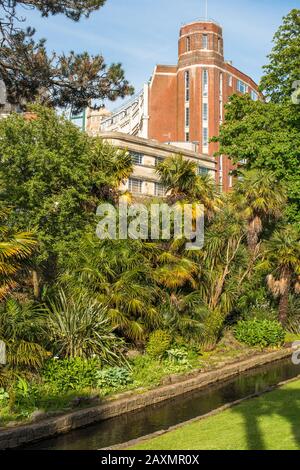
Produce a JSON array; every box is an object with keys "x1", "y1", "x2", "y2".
[{"x1": 99, "y1": 131, "x2": 216, "y2": 164}]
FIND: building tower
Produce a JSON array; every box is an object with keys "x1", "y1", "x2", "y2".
[{"x1": 148, "y1": 19, "x2": 259, "y2": 191}]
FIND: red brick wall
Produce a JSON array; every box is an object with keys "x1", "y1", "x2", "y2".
[{"x1": 148, "y1": 66, "x2": 177, "y2": 142}]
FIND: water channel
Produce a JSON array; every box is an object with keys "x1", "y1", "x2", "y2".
[{"x1": 25, "y1": 357, "x2": 300, "y2": 450}]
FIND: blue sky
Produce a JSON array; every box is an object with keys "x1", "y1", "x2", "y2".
[{"x1": 25, "y1": 0, "x2": 299, "y2": 109}]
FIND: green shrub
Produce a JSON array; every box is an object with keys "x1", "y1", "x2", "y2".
[
  {"x1": 166, "y1": 348, "x2": 190, "y2": 365},
  {"x1": 0, "y1": 388, "x2": 9, "y2": 404},
  {"x1": 234, "y1": 319, "x2": 285, "y2": 348},
  {"x1": 96, "y1": 367, "x2": 133, "y2": 390},
  {"x1": 132, "y1": 354, "x2": 192, "y2": 388},
  {"x1": 42, "y1": 358, "x2": 100, "y2": 392},
  {"x1": 146, "y1": 330, "x2": 172, "y2": 359}
]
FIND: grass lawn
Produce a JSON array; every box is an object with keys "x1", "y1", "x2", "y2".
[{"x1": 131, "y1": 379, "x2": 300, "y2": 450}]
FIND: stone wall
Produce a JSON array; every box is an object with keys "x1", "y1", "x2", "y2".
[{"x1": 0, "y1": 349, "x2": 294, "y2": 450}]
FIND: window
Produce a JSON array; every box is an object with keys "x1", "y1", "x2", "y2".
[
  {"x1": 185, "y1": 107, "x2": 190, "y2": 127},
  {"x1": 220, "y1": 72, "x2": 223, "y2": 96},
  {"x1": 198, "y1": 166, "x2": 209, "y2": 176},
  {"x1": 202, "y1": 102, "x2": 208, "y2": 121},
  {"x1": 228, "y1": 75, "x2": 233, "y2": 87},
  {"x1": 155, "y1": 183, "x2": 166, "y2": 197},
  {"x1": 185, "y1": 71, "x2": 190, "y2": 102},
  {"x1": 128, "y1": 178, "x2": 142, "y2": 193},
  {"x1": 219, "y1": 100, "x2": 223, "y2": 122},
  {"x1": 237, "y1": 80, "x2": 247, "y2": 94},
  {"x1": 155, "y1": 156, "x2": 164, "y2": 167},
  {"x1": 130, "y1": 151, "x2": 143, "y2": 165},
  {"x1": 203, "y1": 128, "x2": 209, "y2": 147},
  {"x1": 185, "y1": 132, "x2": 190, "y2": 142},
  {"x1": 218, "y1": 38, "x2": 222, "y2": 53},
  {"x1": 202, "y1": 34, "x2": 208, "y2": 49},
  {"x1": 251, "y1": 90, "x2": 258, "y2": 101},
  {"x1": 186, "y1": 36, "x2": 191, "y2": 52},
  {"x1": 202, "y1": 69, "x2": 208, "y2": 96},
  {"x1": 219, "y1": 155, "x2": 223, "y2": 186}
]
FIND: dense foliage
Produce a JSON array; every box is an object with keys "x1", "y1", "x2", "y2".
[
  {"x1": 0, "y1": 106, "x2": 132, "y2": 293},
  {"x1": 260, "y1": 9, "x2": 300, "y2": 103},
  {"x1": 234, "y1": 319, "x2": 285, "y2": 348},
  {"x1": 42, "y1": 358, "x2": 100, "y2": 393}
]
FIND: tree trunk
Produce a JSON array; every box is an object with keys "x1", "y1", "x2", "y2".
[
  {"x1": 247, "y1": 216, "x2": 262, "y2": 253},
  {"x1": 278, "y1": 270, "x2": 292, "y2": 325},
  {"x1": 32, "y1": 270, "x2": 40, "y2": 300},
  {"x1": 279, "y1": 291, "x2": 289, "y2": 325}
]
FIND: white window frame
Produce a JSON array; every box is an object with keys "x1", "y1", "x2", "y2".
[
  {"x1": 202, "y1": 69, "x2": 208, "y2": 96},
  {"x1": 198, "y1": 166, "x2": 209, "y2": 176},
  {"x1": 185, "y1": 106, "x2": 190, "y2": 128},
  {"x1": 186, "y1": 36, "x2": 191, "y2": 52},
  {"x1": 185, "y1": 70, "x2": 190, "y2": 102},
  {"x1": 251, "y1": 90, "x2": 258, "y2": 101},
  {"x1": 202, "y1": 102, "x2": 208, "y2": 122},
  {"x1": 237, "y1": 80, "x2": 247, "y2": 94},
  {"x1": 130, "y1": 151, "x2": 143, "y2": 165},
  {"x1": 202, "y1": 127, "x2": 209, "y2": 147},
  {"x1": 128, "y1": 178, "x2": 143, "y2": 193},
  {"x1": 155, "y1": 183, "x2": 166, "y2": 197}
]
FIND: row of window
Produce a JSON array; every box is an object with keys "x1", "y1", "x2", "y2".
[
  {"x1": 128, "y1": 167, "x2": 211, "y2": 196},
  {"x1": 185, "y1": 70, "x2": 258, "y2": 146},
  {"x1": 185, "y1": 71, "x2": 258, "y2": 101},
  {"x1": 128, "y1": 179, "x2": 166, "y2": 197},
  {"x1": 130, "y1": 152, "x2": 164, "y2": 167},
  {"x1": 202, "y1": 69, "x2": 209, "y2": 152},
  {"x1": 236, "y1": 80, "x2": 258, "y2": 100},
  {"x1": 186, "y1": 35, "x2": 222, "y2": 53},
  {"x1": 129, "y1": 152, "x2": 211, "y2": 178}
]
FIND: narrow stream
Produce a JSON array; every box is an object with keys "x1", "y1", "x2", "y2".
[{"x1": 26, "y1": 357, "x2": 300, "y2": 450}]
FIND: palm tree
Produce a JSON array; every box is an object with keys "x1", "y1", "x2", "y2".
[
  {"x1": 234, "y1": 169, "x2": 286, "y2": 253},
  {"x1": 60, "y1": 236, "x2": 160, "y2": 343},
  {"x1": 46, "y1": 290, "x2": 126, "y2": 363},
  {"x1": 196, "y1": 174, "x2": 220, "y2": 220},
  {"x1": 0, "y1": 210, "x2": 37, "y2": 300},
  {"x1": 159, "y1": 292, "x2": 209, "y2": 343},
  {"x1": 185, "y1": 203, "x2": 250, "y2": 343},
  {"x1": 266, "y1": 226, "x2": 300, "y2": 324},
  {"x1": 157, "y1": 154, "x2": 220, "y2": 218},
  {"x1": 0, "y1": 299, "x2": 49, "y2": 370},
  {"x1": 156, "y1": 154, "x2": 199, "y2": 201},
  {"x1": 91, "y1": 140, "x2": 133, "y2": 202}
]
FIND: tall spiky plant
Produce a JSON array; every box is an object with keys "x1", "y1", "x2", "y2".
[{"x1": 46, "y1": 290, "x2": 125, "y2": 363}]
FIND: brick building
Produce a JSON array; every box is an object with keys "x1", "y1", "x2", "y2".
[
  {"x1": 147, "y1": 19, "x2": 260, "y2": 191},
  {"x1": 94, "y1": 19, "x2": 260, "y2": 192}
]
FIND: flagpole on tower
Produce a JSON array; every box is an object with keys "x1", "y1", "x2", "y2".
[{"x1": 205, "y1": 0, "x2": 208, "y2": 20}]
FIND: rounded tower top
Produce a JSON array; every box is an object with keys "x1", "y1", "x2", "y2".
[
  {"x1": 180, "y1": 19, "x2": 222, "y2": 37},
  {"x1": 178, "y1": 20, "x2": 223, "y2": 61}
]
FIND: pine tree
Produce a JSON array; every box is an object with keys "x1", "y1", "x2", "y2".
[{"x1": 0, "y1": 1, "x2": 134, "y2": 112}]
